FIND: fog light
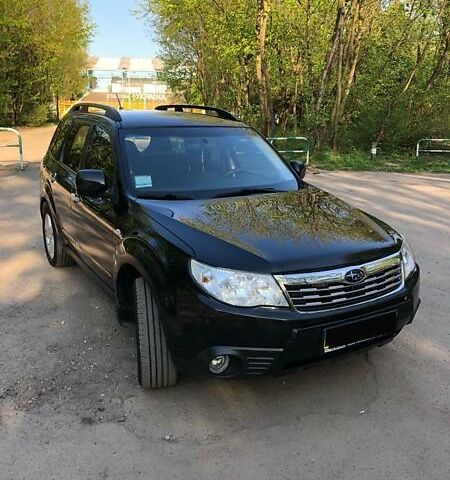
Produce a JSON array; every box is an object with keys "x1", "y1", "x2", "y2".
[{"x1": 209, "y1": 355, "x2": 230, "y2": 374}]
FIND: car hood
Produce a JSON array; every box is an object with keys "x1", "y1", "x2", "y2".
[{"x1": 138, "y1": 185, "x2": 401, "y2": 273}]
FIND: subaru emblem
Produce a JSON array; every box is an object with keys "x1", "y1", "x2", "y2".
[{"x1": 344, "y1": 268, "x2": 366, "y2": 284}]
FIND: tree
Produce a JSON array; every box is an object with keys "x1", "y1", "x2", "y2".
[
  {"x1": 139, "y1": 0, "x2": 449, "y2": 151},
  {"x1": 256, "y1": 0, "x2": 274, "y2": 136},
  {"x1": 0, "y1": 0, "x2": 92, "y2": 125}
]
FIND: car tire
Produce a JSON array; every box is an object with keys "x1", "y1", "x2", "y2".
[
  {"x1": 134, "y1": 277, "x2": 178, "y2": 389},
  {"x1": 41, "y1": 203, "x2": 74, "y2": 267}
]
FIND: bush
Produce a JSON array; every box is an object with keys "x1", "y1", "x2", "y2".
[{"x1": 21, "y1": 104, "x2": 50, "y2": 126}]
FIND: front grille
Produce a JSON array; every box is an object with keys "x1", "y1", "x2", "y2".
[{"x1": 275, "y1": 253, "x2": 403, "y2": 312}]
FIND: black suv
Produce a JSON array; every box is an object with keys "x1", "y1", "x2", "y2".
[{"x1": 40, "y1": 103, "x2": 420, "y2": 388}]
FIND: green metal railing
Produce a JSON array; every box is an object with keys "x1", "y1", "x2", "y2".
[
  {"x1": 0, "y1": 127, "x2": 24, "y2": 170},
  {"x1": 268, "y1": 136, "x2": 310, "y2": 164}
]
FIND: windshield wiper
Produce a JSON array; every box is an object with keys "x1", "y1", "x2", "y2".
[
  {"x1": 214, "y1": 187, "x2": 284, "y2": 198},
  {"x1": 137, "y1": 193, "x2": 193, "y2": 200}
]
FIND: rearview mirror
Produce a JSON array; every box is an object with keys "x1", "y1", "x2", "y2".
[
  {"x1": 76, "y1": 169, "x2": 107, "y2": 196},
  {"x1": 289, "y1": 160, "x2": 306, "y2": 180}
]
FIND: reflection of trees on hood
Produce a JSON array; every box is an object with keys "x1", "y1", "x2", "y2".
[{"x1": 180, "y1": 187, "x2": 384, "y2": 245}]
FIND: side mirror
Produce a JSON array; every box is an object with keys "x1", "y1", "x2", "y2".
[
  {"x1": 289, "y1": 160, "x2": 306, "y2": 180},
  {"x1": 76, "y1": 169, "x2": 107, "y2": 196}
]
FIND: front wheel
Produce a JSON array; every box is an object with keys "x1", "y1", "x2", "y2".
[
  {"x1": 41, "y1": 203, "x2": 74, "y2": 267},
  {"x1": 134, "y1": 277, "x2": 178, "y2": 389}
]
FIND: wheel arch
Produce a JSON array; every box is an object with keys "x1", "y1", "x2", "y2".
[
  {"x1": 114, "y1": 239, "x2": 169, "y2": 321},
  {"x1": 40, "y1": 192, "x2": 63, "y2": 240},
  {"x1": 40, "y1": 181, "x2": 56, "y2": 215}
]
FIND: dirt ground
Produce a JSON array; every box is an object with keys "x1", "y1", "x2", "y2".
[{"x1": 0, "y1": 128, "x2": 449, "y2": 480}]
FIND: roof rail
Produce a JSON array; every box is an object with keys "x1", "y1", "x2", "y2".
[
  {"x1": 69, "y1": 103, "x2": 122, "y2": 122},
  {"x1": 155, "y1": 104, "x2": 238, "y2": 121}
]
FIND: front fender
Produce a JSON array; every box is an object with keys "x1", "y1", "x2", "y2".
[
  {"x1": 114, "y1": 235, "x2": 189, "y2": 317},
  {"x1": 115, "y1": 237, "x2": 166, "y2": 284}
]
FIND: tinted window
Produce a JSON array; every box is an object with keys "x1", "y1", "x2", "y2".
[
  {"x1": 122, "y1": 127, "x2": 297, "y2": 198},
  {"x1": 48, "y1": 119, "x2": 72, "y2": 160},
  {"x1": 84, "y1": 124, "x2": 114, "y2": 186},
  {"x1": 64, "y1": 124, "x2": 90, "y2": 171}
]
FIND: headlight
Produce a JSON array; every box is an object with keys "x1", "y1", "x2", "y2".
[
  {"x1": 401, "y1": 239, "x2": 416, "y2": 279},
  {"x1": 190, "y1": 259, "x2": 288, "y2": 307}
]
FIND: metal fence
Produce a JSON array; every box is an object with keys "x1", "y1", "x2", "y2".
[
  {"x1": 416, "y1": 138, "x2": 450, "y2": 157},
  {"x1": 268, "y1": 136, "x2": 310, "y2": 164},
  {"x1": 0, "y1": 127, "x2": 24, "y2": 170}
]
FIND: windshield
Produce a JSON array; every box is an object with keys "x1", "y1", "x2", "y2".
[{"x1": 121, "y1": 127, "x2": 298, "y2": 199}]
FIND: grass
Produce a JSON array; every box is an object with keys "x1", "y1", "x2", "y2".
[{"x1": 308, "y1": 150, "x2": 450, "y2": 173}]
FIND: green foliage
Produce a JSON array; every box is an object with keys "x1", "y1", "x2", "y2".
[
  {"x1": 0, "y1": 0, "x2": 93, "y2": 125},
  {"x1": 312, "y1": 151, "x2": 450, "y2": 173},
  {"x1": 139, "y1": 0, "x2": 449, "y2": 152},
  {"x1": 21, "y1": 104, "x2": 51, "y2": 126}
]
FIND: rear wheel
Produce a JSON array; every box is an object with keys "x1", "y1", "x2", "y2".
[
  {"x1": 134, "y1": 277, "x2": 178, "y2": 389},
  {"x1": 41, "y1": 203, "x2": 74, "y2": 267}
]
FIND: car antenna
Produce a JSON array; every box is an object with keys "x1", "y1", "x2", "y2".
[{"x1": 115, "y1": 93, "x2": 123, "y2": 110}]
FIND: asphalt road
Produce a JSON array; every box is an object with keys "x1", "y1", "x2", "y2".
[{"x1": 0, "y1": 165, "x2": 449, "y2": 480}]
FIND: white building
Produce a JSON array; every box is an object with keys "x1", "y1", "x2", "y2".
[{"x1": 86, "y1": 57, "x2": 168, "y2": 98}]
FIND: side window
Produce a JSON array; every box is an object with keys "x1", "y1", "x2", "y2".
[
  {"x1": 84, "y1": 124, "x2": 114, "y2": 186},
  {"x1": 48, "y1": 119, "x2": 73, "y2": 160},
  {"x1": 63, "y1": 124, "x2": 90, "y2": 171}
]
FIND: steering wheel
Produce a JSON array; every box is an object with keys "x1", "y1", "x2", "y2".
[{"x1": 223, "y1": 169, "x2": 255, "y2": 179}]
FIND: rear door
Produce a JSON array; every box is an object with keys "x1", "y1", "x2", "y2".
[
  {"x1": 47, "y1": 119, "x2": 90, "y2": 243},
  {"x1": 44, "y1": 118, "x2": 72, "y2": 233},
  {"x1": 56, "y1": 121, "x2": 91, "y2": 248},
  {"x1": 69, "y1": 122, "x2": 121, "y2": 286}
]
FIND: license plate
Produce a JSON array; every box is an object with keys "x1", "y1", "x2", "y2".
[{"x1": 323, "y1": 313, "x2": 397, "y2": 353}]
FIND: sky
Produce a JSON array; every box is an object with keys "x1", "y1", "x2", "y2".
[{"x1": 88, "y1": 0, "x2": 159, "y2": 57}]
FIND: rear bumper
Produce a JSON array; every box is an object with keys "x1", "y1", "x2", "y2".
[{"x1": 171, "y1": 266, "x2": 420, "y2": 377}]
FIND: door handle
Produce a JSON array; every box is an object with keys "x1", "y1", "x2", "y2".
[
  {"x1": 50, "y1": 172, "x2": 57, "y2": 183},
  {"x1": 71, "y1": 192, "x2": 81, "y2": 203}
]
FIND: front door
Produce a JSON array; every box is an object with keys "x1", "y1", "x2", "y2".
[{"x1": 69, "y1": 122, "x2": 121, "y2": 287}]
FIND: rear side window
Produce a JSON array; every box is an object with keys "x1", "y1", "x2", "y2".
[
  {"x1": 63, "y1": 124, "x2": 90, "y2": 171},
  {"x1": 48, "y1": 119, "x2": 72, "y2": 160},
  {"x1": 84, "y1": 124, "x2": 114, "y2": 186}
]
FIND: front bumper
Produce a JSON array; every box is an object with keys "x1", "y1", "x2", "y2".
[{"x1": 170, "y1": 266, "x2": 420, "y2": 377}]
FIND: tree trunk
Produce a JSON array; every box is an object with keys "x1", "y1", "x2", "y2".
[
  {"x1": 56, "y1": 94, "x2": 60, "y2": 121},
  {"x1": 314, "y1": 0, "x2": 346, "y2": 147},
  {"x1": 256, "y1": 0, "x2": 273, "y2": 136},
  {"x1": 330, "y1": 0, "x2": 369, "y2": 149},
  {"x1": 315, "y1": 1, "x2": 345, "y2": 115},
  {"x1": 426, "y1": 28, "x2": 449, "y2": 91}
]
